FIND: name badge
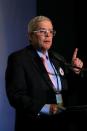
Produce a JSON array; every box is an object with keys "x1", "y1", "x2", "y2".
[{"x1": 56, "y1": 93, "x2": 63, "y2": 104}]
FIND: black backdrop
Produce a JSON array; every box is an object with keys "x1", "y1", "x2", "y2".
[{"x1": 37, "y1": 0, "x2": 87, "y2": 66}]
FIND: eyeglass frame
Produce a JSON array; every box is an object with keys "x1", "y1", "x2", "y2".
[{"x1": 32, "y1": 28, "x2": 56, "y2": 36}]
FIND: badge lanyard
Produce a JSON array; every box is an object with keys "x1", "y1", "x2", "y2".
[{"x1": 51, "y1": 62, "x2": 63, "y2": 105}]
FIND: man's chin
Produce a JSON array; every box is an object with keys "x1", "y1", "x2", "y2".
[{"x1": 41, "y1": 47, "x2": 50, "y2": 51}]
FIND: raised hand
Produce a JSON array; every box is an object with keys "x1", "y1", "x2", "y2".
[{"x1": 72, "y1": 48, "x2": 83, "y2": 74}]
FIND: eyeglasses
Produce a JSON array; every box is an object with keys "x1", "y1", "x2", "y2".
[{"x1": 33, "y1": 29, "x2": 56, "y2": 36}]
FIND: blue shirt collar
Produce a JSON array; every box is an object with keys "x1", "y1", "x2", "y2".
[{"x1": 37, "y1": 50, "x2": 49, "y2": 60}]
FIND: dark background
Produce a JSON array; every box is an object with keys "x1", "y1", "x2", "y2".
[{"x1": 37, "y1": 0, "x2": 87, "y2": 65}]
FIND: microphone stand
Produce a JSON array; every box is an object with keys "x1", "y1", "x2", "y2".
[{"x1": 52, "y1": 51, "x2": 87, "y2": 73}]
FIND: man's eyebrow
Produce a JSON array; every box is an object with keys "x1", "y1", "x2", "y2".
[{"x1": 37, "y1": 28, "x2": 53, "y2": 30}]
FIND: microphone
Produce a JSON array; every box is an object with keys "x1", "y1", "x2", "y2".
[
  {"x1": 50, "y1": 51, "x2": 82, "y2": 70},
  {"x1": 50, "y1": 51, "x2": 66, "y2": 64}
]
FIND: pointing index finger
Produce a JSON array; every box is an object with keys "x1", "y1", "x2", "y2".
[{"x1": 72, "y1": 48, "x2": 78, "y2": 60}]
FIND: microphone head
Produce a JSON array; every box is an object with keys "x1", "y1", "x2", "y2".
[{"x1": 50, "y1": 51, "x2": 66, "y2": 64}]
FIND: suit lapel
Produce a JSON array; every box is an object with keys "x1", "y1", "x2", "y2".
[
  {"x1": 50, "y1": 56, "x2": 68, "y2": 91},
  {"x1": 26, "y1": 46, "x2": 54, "y2": 90}
]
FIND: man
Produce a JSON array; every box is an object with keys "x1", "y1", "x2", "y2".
[{"x1": 5, "y1": 16, "x2": 83, "y2": 131}]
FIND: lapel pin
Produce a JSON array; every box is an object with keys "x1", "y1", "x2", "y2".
[{"x1": 59, "y1": 67, "x2": 64, "y2": 76}]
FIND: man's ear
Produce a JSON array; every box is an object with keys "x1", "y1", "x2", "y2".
[{"x1": 28, "y1": 32, "x2": 33, "y2": 41}]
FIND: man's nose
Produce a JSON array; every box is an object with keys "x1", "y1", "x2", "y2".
[{"x1": 45, "y1": 30, "x2": 50, "y2": 36}]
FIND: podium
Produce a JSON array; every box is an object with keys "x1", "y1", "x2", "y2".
[
  {"x1": 64, "y1": 105, "x2": 87, "y2": 130},
  {"x1": 66, "y1": 105, "x2": 87, "y2": 112}
]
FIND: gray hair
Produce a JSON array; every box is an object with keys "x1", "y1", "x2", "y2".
[{"x1": 28, "y1": 16, "x2": 53, "y2": 33}]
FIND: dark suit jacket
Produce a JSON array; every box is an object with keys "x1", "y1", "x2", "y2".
[{"x1": 5, "y1": 45, "x2": 83, "y2": 130}]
